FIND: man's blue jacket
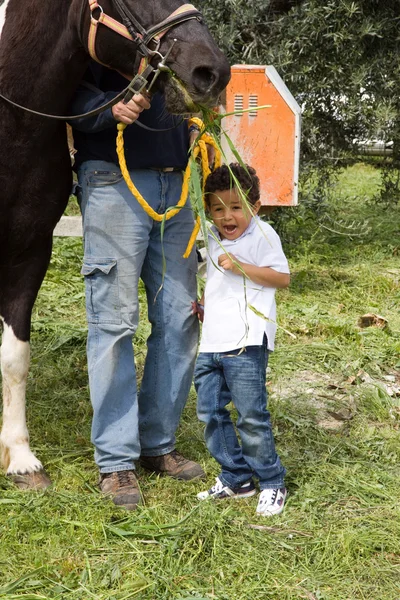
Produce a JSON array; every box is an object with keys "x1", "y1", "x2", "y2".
[{"x1": 70, "y1": 63, "x2": 189, "y2": 171}]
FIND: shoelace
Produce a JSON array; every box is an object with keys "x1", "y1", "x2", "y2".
[
  {"x1": 210, "y1": 478, "x2": 225, "y2": 495},
  {"x1": 116, "y1": 470, "x2": 136, "y2": 487},
  {"x1": 260, "y1": 488, "x2": 278, "y2": 506},
  {"x1": 169, "y1": 450, "x2": 186, "y2": 464}
]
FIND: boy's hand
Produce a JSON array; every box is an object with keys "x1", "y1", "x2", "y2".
[
  {"x1": 191, "y1": 301, "x2": 204, "y2": 323},
  {"x1": 218, "y1": 253, "x2": 241, "y2": 275},
  {"x1": 219, "y1": 253, "x2": 290, "y2": 288}
]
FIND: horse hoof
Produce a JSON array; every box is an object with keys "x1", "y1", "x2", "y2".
[{"x1": 9, "y1": 470, "x2": 52, "y2": 490}]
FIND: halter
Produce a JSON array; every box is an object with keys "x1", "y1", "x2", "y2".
[
  {"x1": 0, "y1": 0, "x2": 204, "y2": 122},
  {"x1": 87, "y1": 0, "x2": 203, "y2": 76}
]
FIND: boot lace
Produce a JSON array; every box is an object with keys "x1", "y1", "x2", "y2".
[
  {"x1": 169, "y1": 450, "x2": 187, "y2": 465},
  {"x1": 259, "y1": 488, "x2": 278, "y2": 507},
  {"x1": 116, "y1": 470, "x2": 136, "y2": 488}
]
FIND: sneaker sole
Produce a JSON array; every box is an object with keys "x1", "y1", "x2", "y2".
[
  {"x1": 256, "y1": 505, "x2": 285, "y2": 516},
  {"x1": 198, "y1": 488, "x2": 257, "y2": 500}
]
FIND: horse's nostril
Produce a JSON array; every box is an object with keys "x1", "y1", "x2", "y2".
[{"x1": 192, "y1": 66, "x2": 218, "y2": 95}]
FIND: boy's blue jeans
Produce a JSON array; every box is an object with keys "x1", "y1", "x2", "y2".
[
  {"x1": 77, "y1": 161, "x2": 199, "y2": 473},
  {"x1": 194, "y1": 343, "x2": 286, "y2": 490}
]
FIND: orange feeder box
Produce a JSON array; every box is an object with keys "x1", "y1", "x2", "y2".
[{"x1": 220, "y1": 65, "x2": 301, "y2": 208}]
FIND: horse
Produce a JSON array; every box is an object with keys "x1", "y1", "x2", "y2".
[{"x1": 0, "y1": 0, "x2": 230, "y2": 489}]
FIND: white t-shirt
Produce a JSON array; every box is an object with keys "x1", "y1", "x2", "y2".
[{"x1": 199, "y1": 216, "x2": 290, "y2": 353}]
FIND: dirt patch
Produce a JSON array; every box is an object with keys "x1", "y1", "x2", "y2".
[{"x1": 270, "y1": 369, "x2": 400, "y2": 430}]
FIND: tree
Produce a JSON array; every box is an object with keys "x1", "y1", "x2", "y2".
[{"x1": 199, "y1": 0, "x2": 400, "y2": 203}]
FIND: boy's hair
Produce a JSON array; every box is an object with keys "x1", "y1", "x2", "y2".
[{"x1": 204, "y1": 163, "x2": 260, "y2": 205}]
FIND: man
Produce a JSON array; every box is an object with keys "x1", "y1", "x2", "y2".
[{"x1": 70, "y1": 63, "x2": 204, "y2": 510}]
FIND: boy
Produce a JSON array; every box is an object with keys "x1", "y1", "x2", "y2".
[{"x1": 194, "y1": 163, "x2": 290, "y2": 517}]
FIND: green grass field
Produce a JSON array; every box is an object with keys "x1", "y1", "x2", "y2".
[{"x1": 1, "y1": 164, "x2": 399, "y2": 599}]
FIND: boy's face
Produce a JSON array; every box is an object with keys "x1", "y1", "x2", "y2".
[{"x1": 208, "y1": 188, "x2": 261, "y2": 240}]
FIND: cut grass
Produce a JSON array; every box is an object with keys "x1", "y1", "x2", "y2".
[{"x1": 0, "y1": 164, "x2": 400, "y2": 599}]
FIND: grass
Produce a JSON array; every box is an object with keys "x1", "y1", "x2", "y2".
[{"x1": 1, "y1": 164, "x2": 400, "y2": 599}]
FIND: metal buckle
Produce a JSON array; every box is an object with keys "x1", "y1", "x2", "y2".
[
  {"x1": 90, "y1": 4, "x2": 103, "y2": 24},
  {"x1": 123, "y1": 65, "x2": 154, "y2": 104}
]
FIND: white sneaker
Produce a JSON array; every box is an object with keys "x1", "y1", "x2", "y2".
[
  {"x1": 256, "y1": 488, "x2": 287, "y2": 516},
  {"x1": 197, "y1": 476, "x2": 256, "y2": 500}
]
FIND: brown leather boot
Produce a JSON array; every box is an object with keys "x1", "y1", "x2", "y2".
[
  {"x1": 140, "y1": 450, "x2": 205, "y2": 481},
  {"x1": 99, "y1": 470, "x2": 141, "y2": 510}
]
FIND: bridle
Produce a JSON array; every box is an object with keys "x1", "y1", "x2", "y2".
[
  {"x1": 87, "y1": 0, "x2": 202, "y2": 75},
  {"x1": 0, "y1": 0, "x2": 203, "y2": 122}
]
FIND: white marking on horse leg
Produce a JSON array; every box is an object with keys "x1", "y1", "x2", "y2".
[
  {"x1": 0, "y1": 320, "x2": 43, "y2": 474},
  {"x1": 0, "y1": 0, "x2": 11, "y2": 41}
]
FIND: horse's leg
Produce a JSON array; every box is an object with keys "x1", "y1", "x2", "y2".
[
  {"x1": 0, "y1": 322, "x2": 38, "y2": 475},
  {"x1": 0, "y1": 241, "x2": 53, "y2": 489}
]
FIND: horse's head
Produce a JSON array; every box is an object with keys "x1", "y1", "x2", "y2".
[{"x1": 80, "y1": 0, "x2": 230, "y2": 113}]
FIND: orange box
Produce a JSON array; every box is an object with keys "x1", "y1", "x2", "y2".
[{"x1": 220, "y1": 65, "x2": 301, "y2": 207}]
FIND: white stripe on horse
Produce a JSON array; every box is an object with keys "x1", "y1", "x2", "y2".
[
  {"x1": 0, "y1": 0, "x2": 11, "y2": 41},
  {"x1": 0, "y1": 319, "x2": 42, "y2": 474}
]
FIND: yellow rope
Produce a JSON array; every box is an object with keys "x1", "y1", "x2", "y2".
[
  {"x1": 182, "y1": 133, "x2": 222, "y2": 258},
  {"x1": 116, "y1": 120, "x2": 221, "y2": 258}
]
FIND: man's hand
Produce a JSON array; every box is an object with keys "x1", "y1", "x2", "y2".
[
  {"x1": 218, "y1": 253, "x2": 241, "y2": 274},
  {"x1": 189, "y1": 130, "x2": 216, "y2": 169},
  {"x1": 112, "y1": 93, "x2": 151, "y2": 125},
  {"x1": 206, "y1": 142, "x2": 216, "y2": 168}
]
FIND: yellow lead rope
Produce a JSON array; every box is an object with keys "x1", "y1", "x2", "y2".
[{"x1": 116, "y1": 119, "x2": 221, "y2": 258}]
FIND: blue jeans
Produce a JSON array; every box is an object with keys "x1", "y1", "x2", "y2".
[
  {"x1": 78, "y1": 161, "x2": 199, "y2": 473},
  {"x1": 194, "y1": 343, "x2": 285, "y2": 490}
]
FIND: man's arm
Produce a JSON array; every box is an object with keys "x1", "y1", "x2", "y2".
[{"x1": 69, "y1": 81, "x2": 150, "y2": 133}]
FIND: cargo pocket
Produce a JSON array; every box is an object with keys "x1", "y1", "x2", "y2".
[{"x1": 81, "y1": 259, "x2": 121, "y2": 324}]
